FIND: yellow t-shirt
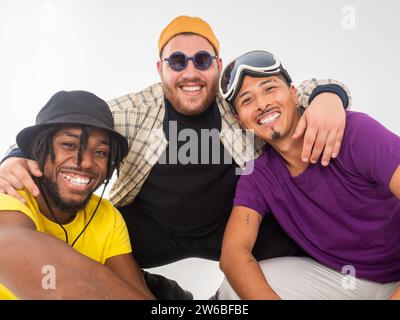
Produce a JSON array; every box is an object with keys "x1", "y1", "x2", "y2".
[{"x1": 0, "y1": 189, "x2": 132, "y2": 300}]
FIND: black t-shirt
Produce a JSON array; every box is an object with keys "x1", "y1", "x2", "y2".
[{"x1": 125, "y1": 99, "x2": 239, "y2": 237}]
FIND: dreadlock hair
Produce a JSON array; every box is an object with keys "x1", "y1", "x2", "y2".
[
  {"x1": 106, "y1": 130, "x2": 125, "y2": 180},
  {"x1": 29, "y1": 125, "x2": 125, "y2": 181},
  {"x1": 29, "y1": 126, "x2": 57, "y2": 173}
]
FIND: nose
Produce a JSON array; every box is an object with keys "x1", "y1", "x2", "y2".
[
  {"x1": 74, "y1": 149, "x2": 94, "y2": 169},
  {"x1": 181, "y1": 59, "x2": 200, "y2": 79},
  {"x1": 256, "y1": 96, "x2": 271, "y2": 112}
]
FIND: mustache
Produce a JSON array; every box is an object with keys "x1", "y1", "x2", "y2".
[
  {"x1": 177, "y1": 79, "x2": 206, "y2": 86},
  {"x1": 57, "y1": 166, "x2": 97, "y2": 177}
]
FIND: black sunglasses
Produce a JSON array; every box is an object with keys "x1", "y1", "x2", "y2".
[{"x1": 162, "y1": 51, "x2": 217, "y2": 72}]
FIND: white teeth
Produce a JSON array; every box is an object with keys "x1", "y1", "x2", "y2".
[
  {"x1": 182, "y1": 86, "x2": 201, "y2": 92},
  {"x1": 258, "y1": 112, "x2": 281, "y2": 125},
  {"x1": 63, "y1": 174, "x2": 90, "y2": 186}
]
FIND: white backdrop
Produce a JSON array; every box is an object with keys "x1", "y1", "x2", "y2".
[{"x1": 0, "y1": 0, "x2": 399, "y2": 299}]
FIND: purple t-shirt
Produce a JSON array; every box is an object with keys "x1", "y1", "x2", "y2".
[{"x1": 234, "y1": 111, "x2": 400, "y2": 283}]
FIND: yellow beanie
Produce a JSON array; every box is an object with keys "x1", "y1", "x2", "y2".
[{"x1": 158, "y1": 15, "x2": 220, "y2": 58}]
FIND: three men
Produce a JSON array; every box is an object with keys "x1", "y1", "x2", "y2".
[
  {"x1": 0, "y1": 16, "x2": 351, "y2": 298},
  {"x1": 217, "y1": 50, "x2": 400, "y2": 299}
]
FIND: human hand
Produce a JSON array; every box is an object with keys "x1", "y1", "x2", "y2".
[
  {"x1": 0, "y1": 157, "x2": 42, "y2": 203},
  {"x1": 292, "y1": 93, "x2": 346, "y2": 166}
]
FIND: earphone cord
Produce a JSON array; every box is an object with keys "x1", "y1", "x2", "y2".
[
  {"x1": 38, "y1": 182, "x2": 69, "y2": 244},
  {"x1": 70, "y1": 181, "x2": 108, "y2": 247},
  {"x1": 37, "y1": 179, "x2": 109, "y2": 248}
]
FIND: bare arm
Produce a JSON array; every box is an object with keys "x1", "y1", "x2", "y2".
[
  {"x1": 105, "y1": 254, "x2": 155, "y2": 300},
  {"x1": 219, "y1": 206, "x2": 280, "y2": 300},
  {"x1": 0, "y1": 212, "x2": 151, "y2": 299}
]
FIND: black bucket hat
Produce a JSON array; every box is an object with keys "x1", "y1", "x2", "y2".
[{"x1": 16, "y1": 90, "x2": 129, "y2": 158}]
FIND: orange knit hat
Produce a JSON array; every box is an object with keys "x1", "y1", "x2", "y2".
[{"x1": 158, "y1": 15, "x2": 220, "y2": 58}]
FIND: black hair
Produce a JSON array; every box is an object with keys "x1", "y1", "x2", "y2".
[
  {"x1": 29, "y1": 125, "x2": 125, "y2": 181},
  {"x1": 276, "y1": 72, "x2": 292, "y2": 87}
]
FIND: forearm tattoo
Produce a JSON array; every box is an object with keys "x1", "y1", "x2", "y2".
[{"x1": 245, "y1": 213, "x2": 250, "y2": 227}]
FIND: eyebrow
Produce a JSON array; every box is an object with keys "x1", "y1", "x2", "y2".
[
  {"x1": 97, "y1": 139, "x2": 110, "y2": 146},
  {"x1": 62, "y1": 131, "x2": 110, "y2": 146},
  {"x1": 258, "y1": 79, "x2": 274, "y2": 87},
  {"x1": 237, "y1": 79, "x2": 275, "y2": 99},
  {"x1": 63, "y1": 131, "x2": 80, "y2": 139}
]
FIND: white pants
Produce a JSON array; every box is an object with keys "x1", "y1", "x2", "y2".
[{"x1": 217, "y1": 257, "x2": 399, "y2": 300}]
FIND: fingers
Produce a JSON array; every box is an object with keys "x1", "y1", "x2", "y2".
[
  {"x1": 0, "y1": 158, "x2": 41, "y2": 198},
  {"x1": 332, "y1": 129, "x2": 344, "y2": 159},
  {"x1": 0, "y1": 177, "x2": 27, "y2": 204},
  {"x1": 320, "y1": 130, "x2": 338, "y2": 166},
  {"x1": 19, "y1": 172, "x2": 40, "y2": 197},
  {"x1": 292, "y1": 114, "x2": 307, "y2": 139},
  {"x1": 0, "y1": 170, "x2": 39, "y2": 198},
  {"x1": 27, "y1": 159, "x2": 43, "y2": 177},
  {"x1": 309, "y1": 130, "x2": 328, "y2": 164},
  {"x1": 316, "y1": 124, "x2": 345, "y2": 166},
  {"x1": 303, "y1": 128, "x2": 345, "y2": 166},
  {"x1": 301, "y1": 124, "x2": 317, "y2": 163},
  {"x1": 1, "y1": 171, "x2": 25, "y2": 190}
]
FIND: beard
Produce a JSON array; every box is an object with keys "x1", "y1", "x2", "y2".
[
  {"x1": 39, "y1": 175, "x2": 93, "y2": 216},
  {"x1": 271, "y1": 128, "x2": 281, "y2": 140},
  {"x1": 162, "y1": 75, "x2": 219, "y2": 115}
]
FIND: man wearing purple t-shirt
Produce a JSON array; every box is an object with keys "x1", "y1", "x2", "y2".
[{"x1": 217, "y1": 50, "x2": 400, "y2": 299}]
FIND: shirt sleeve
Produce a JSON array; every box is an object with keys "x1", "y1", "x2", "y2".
[
  {"x1": 296, "y1": 78, "x2": 352, "y2": 109},
  {"x1": 347, "y1": 112, "x2": 400, "y2": 188},
  {"x1": 309, "y1": 84, "x2": 349, "y2": 109},
  {"x1": 106, "y1": 207, "x2": 132, "y2": 259},
  {"x1": 0, "y1": 193, "x2": 38, "y2": 229},
  {"x1": 233, "y1": 170, "x2": 270, "y2": 217},
  {"x1": 1, "y1": 146, "x2": 28, "y2": 164}
]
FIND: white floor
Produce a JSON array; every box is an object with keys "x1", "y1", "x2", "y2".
[{"x1": 147, "y1": 258, "x2": 225, "y2": 300}]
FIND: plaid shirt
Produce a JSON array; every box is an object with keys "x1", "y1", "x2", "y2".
[{"x1": 107, "y1": 79, "x2": 351, "y2": 207}]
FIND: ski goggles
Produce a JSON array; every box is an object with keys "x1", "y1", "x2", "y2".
[
  {"x1": 219, "y1": 50, "x2": 292, "y2": 103},
  {"x1": 162, "y1": 50, "x2": 218, "y2": 72}
]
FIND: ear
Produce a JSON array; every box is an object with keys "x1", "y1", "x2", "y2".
[
  {"x1": 232, "y1": 108, "x2": 242, "y2": 124},
  {"x1": 233, "y1": 112, "x2": 250, "y2": 130},
  {"x1": 156, "y1": 60, "x2": 163, "y2": 76},
  {"x1": 290, "y1": 84, "x2": 298, "y2": 105},
  {"x1": 217, "y1": 57, "x2": 223, "y2": 73}
]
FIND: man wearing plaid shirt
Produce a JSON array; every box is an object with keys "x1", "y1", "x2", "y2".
[{"x1": 0, "y1": 16, "x2": 351, "y2": 299}]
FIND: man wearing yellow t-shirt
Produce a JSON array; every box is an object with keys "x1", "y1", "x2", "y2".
[{"x1": 0, "y1": 90, "x2": 154, "y2": 300}]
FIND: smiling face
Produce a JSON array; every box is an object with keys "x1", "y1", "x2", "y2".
[
  {"x1": 234, "y1": 75, "x2": 299, "y2": 143},
  {"x1": 157, "y1": 34, "x2": 223, "y2": 115},
  {"x1": 41, "y1": 125, "x2": 110, "y2": 216}
]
